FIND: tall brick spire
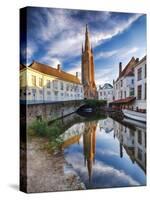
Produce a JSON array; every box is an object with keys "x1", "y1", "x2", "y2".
[
  {"x1": 81, "y1": 24, "x2": 98, "y2": 99},
  {"x1": 85, "y1": 24, "x2": 90, "y2": 51}
]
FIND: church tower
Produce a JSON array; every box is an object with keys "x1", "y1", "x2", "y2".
[{"x1": 82, "y1": 24, "x2": 97, "y2": 99}]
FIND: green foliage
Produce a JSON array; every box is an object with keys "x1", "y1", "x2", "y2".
[
  {"x1": 84, "y1": 99, "x2": 107, "y2": 107},
  {"x1": 29, "y1": 120, "x2": 49, "y2": 137},
  {"x1": 28, "y1": 119, "x2": 64, "y2": 150}
]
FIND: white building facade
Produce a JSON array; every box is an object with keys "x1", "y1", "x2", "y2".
[
  {"x1": 134, "y1": 56, "x2": 146, "y2": 110},
  {"x1": 113, "y1": 58, "x2": 138, "y2": 101},
  {"x1": 98, "y1": 83, "x2": 114, "y2": 103},
  {"x1": 20, "y1": 61, "x2": 84, "y2": 104}
]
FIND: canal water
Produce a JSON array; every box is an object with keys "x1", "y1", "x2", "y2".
[{"x1": 61, "y1": 113, "x2": 146, "y2": 189}]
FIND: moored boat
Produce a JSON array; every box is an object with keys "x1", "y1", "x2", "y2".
[
  {"x1": 122, "y1": 109, "x2": 146, "y2": 123},
  {"x1": 122, "y1": 117, "x2": 146, "y2": 129}
]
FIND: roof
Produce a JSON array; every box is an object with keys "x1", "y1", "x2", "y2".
[
  {"x1": 110, "y1": 96, "x2": 136, "y2": 104},
  {"x1": 20, "y1": 64, "x2": 26, "y2": 71},
  {"x1": 27, "y1": 61, "x2": 81, "y2": 84},
  {"x1": 115, "y1": 57, "x2": 137, "y2": 82},
  {"x1": 102, "y1": 83, "x2": 113, "y2": 89},
  {"x1": 134, "y1": 55, "x2": 146, "y2": 68}
]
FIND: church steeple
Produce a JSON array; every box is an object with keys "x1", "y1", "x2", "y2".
[
  {"x1": 82, "y1": 43, "x2": 84, "y2": 53},
  {"x1": 81, "y1": 24, "x2": 97, "y2": 99},
  {"x1": 85, "y1": 24, "x2": 90, "y2": 51},
  {"x1": 91, "y1": 44, "x2": 93, "y2": 53}
]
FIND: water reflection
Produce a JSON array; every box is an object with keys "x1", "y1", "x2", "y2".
[
  {"x1": 61, "y1": 115, "x2": 146, "y2": 189},
  {"x1": 83, "y1": 121, "x2": 97, "y2": 183}
]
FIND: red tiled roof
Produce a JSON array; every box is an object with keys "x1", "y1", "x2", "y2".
[
  {"x1": 20, "y1": 64, "x2": 26, "y2": 70},
  {"x1": 110, "y1": 96, "x2": 136, "y2": 104},
  {"x1": 27, "y1": 61, "x2": 81, "y2": 84},
  {"x1": 134, "y1": 55, "x2": 146, "y2": 68},
  {"x1": 115, "y1": 57, "x2": 137, "y2": 82}
]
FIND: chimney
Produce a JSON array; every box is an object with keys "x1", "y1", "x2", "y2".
[
  {"x1": 76, "y1": 72, "x2": 78, "y2": 78},
  {"x1": 113, "y1": 79, "x2": 115, "y2": 85},
  {"x1": 136, "y1": 58, "x2": 139, "y2": 62},
  {"x1": 57, "y1": 64, "x2": 61, "y2": 72},
  {"x1": 119, "y1": 62, "x2": 122, "y2": 76}
]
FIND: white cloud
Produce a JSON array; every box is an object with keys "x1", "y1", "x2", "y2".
[
  {"x1": 95, "y1": 46, "x2": 139, "y2": 60},
  {"x1": 95, "y1": 50, "x2": 118, "y2": 59},
  {"x1": 40, "y1": 55, "x2": 61, "y2": 68},
  {"x1": 91, "y1": 14, "x2": 142, "y2": 47},
  {"x1": 66, "y1": 62, "x2": 81, "y2": 79},
  {"x1": 66, "y1": 152, "x2": 140, "y2": 187},
  {"x1": 28, "y1": 8, "x2": 142, "y2": 67},
  {"x1": 95, "y1": 67, "x2": 117, "y2": 86}
]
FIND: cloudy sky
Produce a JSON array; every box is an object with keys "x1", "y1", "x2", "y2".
[{"x1": 20, "y1": 7, "x2": 146, "y2": 86}]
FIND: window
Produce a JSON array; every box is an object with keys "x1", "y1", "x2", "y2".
[
  {"x1": 121, "y1": 80, "x2": 123, "y2": 87},
  {"x1": 54, "y1": 91, "x2": 58, "y2": 96},
  {"x1": 138, "y1": 148, "x2": 142, "y2": 161},
  {"x1": 70, "y1": 85, "x2": 74, "y2": 92},
  {"x1": 137, "y1": 85, "x2": 142, "y2": 100},
  {"x1": 130, "y1": 88, "x2": 134, "y2": 96},
  {"x1": 32, "y1": 89, "x2": 36, "y2": 94},
  {"x1": 47, "y1": 91, "x2": 51, "y2": 95},
  {"x1": 104, "y1": 91, "x2": 106, "y2": 96},
  {"x1": 145, "y1": 83, "x2": 146, "y2": 100},
  {"x1": 137, "y1": 68, "x2": 142, "y2": 81},
  {"x1": 66, "y1": 84, "x2": 69, "y2": 91},
  {"x1": 138, "y1": 130, "x2": 142, "y2": 145},
  {"x1": 131, "y1": 79, "x2": 134, "y2": 84},
  {"x1": 60, "y1": 82, "x2": 64, "y2": 90},
  {"x1": 100, "y1": 92, "x2": 102, "y2": 96},
  {"x1": 39, "y1": 78, "x2": 43, "y2": 87},
  {"x1": 121, "y1": 91, "x2": 123, "y2": 99},
  {"x1": 47, "y1": 80, "x2": 51, "y2": 88},
  {"x1": 32, "y1": 75, "x2": 36, "y2": 86},
  {"x1": 124, "y1": 91, "x2": 126, "y2": 98},
  {"x1": 145, "y1": 64, "x2": 147, "y2": 78},
  {"x1": 39, "y1": 90, "x2": 43, "y2": 95},
  {"x1": 53, "y1": 80, "x2": 58, "y2": 89}
]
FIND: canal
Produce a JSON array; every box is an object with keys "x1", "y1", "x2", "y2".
[{"x1": 60, "y1": 112, "x2": 146, "y2": 189}]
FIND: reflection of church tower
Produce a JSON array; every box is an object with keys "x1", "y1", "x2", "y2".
[
  {"x1": 82, "y1": 25, "x2": 97, "y2": 99},
  {"x1": 83, "y1": 121, "x2": 97, "y2": 183}
]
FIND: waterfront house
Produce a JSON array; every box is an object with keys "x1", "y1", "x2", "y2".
[
  {"x1": 98, "y1": 83, "x2": 114, "y2": 103},
  {"x1": 111, "y1": 57, "x2": 139, "y2": 109},
  {"x1": 133, "y1": 56, "x2": 146, "y2": 110},
  {"x1": 20, "y1": 61, "x2": 84, "y2": 104}
]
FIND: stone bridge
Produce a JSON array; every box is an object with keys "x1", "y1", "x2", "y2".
[{"x1": 21, "y1": 100, "x2": 85, "y2": 124}]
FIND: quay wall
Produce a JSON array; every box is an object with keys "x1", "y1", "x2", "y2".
[{"x1": 21, "y1": 100, "x2": 84, "y2": 124}]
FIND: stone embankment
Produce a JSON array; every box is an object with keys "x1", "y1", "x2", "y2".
[{"x1": 24, "y1": 137, "x2": 85, "y2": 193}]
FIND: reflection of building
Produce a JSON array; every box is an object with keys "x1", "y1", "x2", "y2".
[
  {"x1": 81, "y1": 25, "x2": 97, "y2": 99},
  {"x1": 20, "y1": 62, "x2": 84, "y2": 104},
  {"x1": 113, "y1": 120, "x2": 146, "y2": 172},
  {"x1": 61, "y1": 123, "x2": 85, "y2": 148},
  {"x1": 98, "y1": 83, "x2": 114, "y2": 103},
  {"x1": 99, "y1": 118, "x2": 114, "y2": 133},
  {"x1": 134, "y1": 127, "x2": 146, "y2": 171},
  {"x1": 83, "y1": 121, "x2": 97, "y2": 182}
]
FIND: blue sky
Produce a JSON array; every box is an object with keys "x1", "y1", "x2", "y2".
[{"x1": 21, "y1": 7, "x2": 146, "y2": 86}]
